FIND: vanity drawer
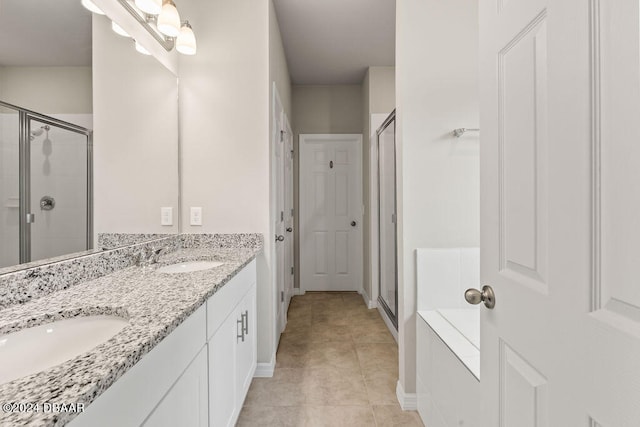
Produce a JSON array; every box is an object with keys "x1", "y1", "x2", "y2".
[{"x1": 206, "y1": 260, "x2": 256, "y2": 340}]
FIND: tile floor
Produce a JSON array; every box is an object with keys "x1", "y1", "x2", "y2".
[{"x1": 238, "y1": 292, "x2": 424, "y2": 427}]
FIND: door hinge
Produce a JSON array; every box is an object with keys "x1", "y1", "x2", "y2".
[
  {"x1": 290, "y1": 208, "x2": 294, "y2": 217},
  {"x1": 280, "y1": 291, "x2": 284, "y2": 302},
  {"x1": 280, "y1": 130, "x2": 284, "y2": 142},
  {"x1": 280, "y1": 211, "x2": 284, "y2": 221},
  {"x1": 290, "y1": 266, "x2": 294, "y2": 275},
  {"x1": 391, "y1": 213, "x2": 396, "y2": 224}
]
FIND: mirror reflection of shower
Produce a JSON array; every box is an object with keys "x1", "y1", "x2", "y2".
[
  {"x1": 31, "y1": 124, "x2": 53, "y2": 175},
  {"x1": 30, "y1": 124, "x2": 50, "y2": 140},
  {"x1": 0, "y1": 100, "x2": 92, "y2": 268}
]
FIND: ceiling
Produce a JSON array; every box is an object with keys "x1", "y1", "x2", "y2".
[
  {"x1": 272, "y1": 0, "x2": 395, "y2": 85},
  {"x1": 0, "y1": 0, "x2": 92, "y2": 67}
]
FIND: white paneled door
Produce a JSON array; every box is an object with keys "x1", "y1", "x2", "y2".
[
  {"x1": 300, "y1": 134, "x2": 362, "y2": 292},
  {"x1": 480, "y1": 0, "x2": 640, "y2": 425}
]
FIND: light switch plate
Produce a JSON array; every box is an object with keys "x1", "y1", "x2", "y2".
[
  {"x1": 190, "y1": 207, "x2": 202, "y2": 226},
  {"x1": 161, "y1": 207, "x2": 173, "y2": 226}
]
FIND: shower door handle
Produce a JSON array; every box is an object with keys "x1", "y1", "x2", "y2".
[{"x1": 26, "y1": 213, "x2": 35, "y2": 223}]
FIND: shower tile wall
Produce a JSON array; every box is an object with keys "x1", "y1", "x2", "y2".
[
  {"x1": 0, "y1": 113, "x2": 92, "y2": 268},
  {"x1": 31, "y1": 114, "x2": 92, "y2": 262},
  {"x1": 0, "y1": 113, "x2": 19, "y2": 268}
]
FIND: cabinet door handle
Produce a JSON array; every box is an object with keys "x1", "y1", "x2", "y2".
[
  {"x1": 242, "y1": 310, "x2": 249, "y2": 335},
  {"x1": 237, "y1": 317, "x2": 245, "y2": 342}
]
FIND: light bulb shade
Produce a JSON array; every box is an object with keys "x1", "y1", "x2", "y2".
[
  {"x1": 111, "y1": 21, "x2": 130, "y2": 37},
  {"x1": 176, "y1": 22, "x2": 196, "y2": 55},
  {"x1": 135, "y1": 41, "x2": 152, "y2": 55},
  {"x1": 81, "y1": 0, "x2": 105, "y2": 15},
  {"x1": 135, "y1": 0, "x2": 162, "y2": 15},
  {"x1": 157, "y1": 0, "x2": 181, "y2": 37}
]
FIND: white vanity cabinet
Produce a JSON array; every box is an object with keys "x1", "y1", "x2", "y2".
[
  {"x1": 207, "y1": 261, "x2": 257, "y2": 427},
  {"x1": 69, "y1": 260, "x2": 257, "y2": 427}
]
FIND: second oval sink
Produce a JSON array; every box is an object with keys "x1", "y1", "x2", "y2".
[
  {"x1": 156, "y1": 261, "x2": 224, "y2": 274},
  {"x1": 0, "y1": 315, "x2": 129, "y2": 385}
]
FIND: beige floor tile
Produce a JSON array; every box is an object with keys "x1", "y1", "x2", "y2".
[
  {"x1": 363, "y1": 370, "x2": 399, "y2": 404},
  {"x1": 244, "y1": 369, "x2": 307, "y2": 407},
  {"x1": 237, "y1": 406, "x2": 308, "y2": 426},
  {"x1": 305, "y1": 405, "x2": 376, "y2": 427},
  {"x1": 372, "y1": 404, "x2": 425, "y2": 427},
  {"x1": 312, "y1": 310, "x2": 353, "y2": 325},
  {"x1": 350, "y1": 321, "x2": 396, "y2": 344},
  {"x1": 356, "y1": 343, "x2": 399, "y2": 372},
  {"x1": 277, "y1": 340, "x2": 360, "y2": 370},
  {"x1": 300, "y1": 368, "x2": 369, "y2": 406}
]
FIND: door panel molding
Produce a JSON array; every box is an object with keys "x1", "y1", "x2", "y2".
[
  {"x1": 498, "y1": 9, "x2": 549, "y2": 294},
  {"x1": 499, "y1": 340, "x2": 548, "y2": 427}
]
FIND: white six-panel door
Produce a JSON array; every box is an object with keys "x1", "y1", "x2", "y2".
[
  {"x1": 479, "y1": 0, "x2": 640, "y2": 425},
  {"x1": 300, "y1": 134, "x2": 362, "y2": 292}
]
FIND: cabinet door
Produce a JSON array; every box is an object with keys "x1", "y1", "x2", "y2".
[
  {"x1": 143, "y1": 346, "x2": 208, "y2": 427},
  {"x1": 235, "y1": 283, "x2": 257, "y2": 406},
  {"x1": 209, "y1": 310, "x2": 239, "y2": 427}
]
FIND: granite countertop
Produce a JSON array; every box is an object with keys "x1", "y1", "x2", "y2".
[{"x1": 0, "y1": 246, "x2": 260, "y2": 427}]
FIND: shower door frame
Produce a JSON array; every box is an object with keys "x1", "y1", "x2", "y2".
[
  {"x1": 376, "y1": 110, "x2": 398, "y2": 329},
  {"x1": 0, "y1": 100, "x2": 94, "y2": 264}
]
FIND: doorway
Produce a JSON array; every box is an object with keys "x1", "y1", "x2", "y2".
[{"x1": 299, "y1": 134, "x2": 363, "y2": 292}]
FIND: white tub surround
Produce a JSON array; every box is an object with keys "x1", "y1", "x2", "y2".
[
  {"x1": 0, "y1": 234, "x2": 261, "y2": 426},
  {"x1": 416, "y1": 248, "x2": 481, "y2": 426}
]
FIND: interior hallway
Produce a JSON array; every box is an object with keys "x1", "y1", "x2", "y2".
[{"x1": 238, "y1": 292, "x2": 423, "y2": 426}]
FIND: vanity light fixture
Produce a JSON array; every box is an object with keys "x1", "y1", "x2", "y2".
[
  {"x1": 111, "y1": 21, "x2": 131, "y2": 37},
  {"x1": 176, "y1": 21, "x2": 197, "y2": 55},
  {"x1": 134, "y1": 40, "x2": 152, "y2": 55},
  {"x1": 81, "y1": 0, "x2": 105, "y2": 15},
  {"x1": 157, "y1": 0, "x2": 181, "y2": 38},
  {"x1": 135, "y1": 0, "x2": 162, "y2": 15}
]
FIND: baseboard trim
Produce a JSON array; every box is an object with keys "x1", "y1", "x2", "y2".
[
  {"x1": 253, "y1": 354, "x2": 276, "y2": 378},
  {"x1": 360, "y1": 288, "x2": 377, "y2": 309},
  {"x1": 293, "y1": 288, "x2": 305, "y2": 296},
  {"x1": 396, "y1": 380, "x2": 417, "y2": 411}
]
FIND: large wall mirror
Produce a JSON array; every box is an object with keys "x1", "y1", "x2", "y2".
[{"x1": 0, "y1": 0, "x2": 179, "y2": 273}]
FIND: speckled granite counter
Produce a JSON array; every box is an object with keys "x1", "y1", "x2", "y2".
[{"x1": 0, "y1": 235, "x2": 262, "y2": 427}]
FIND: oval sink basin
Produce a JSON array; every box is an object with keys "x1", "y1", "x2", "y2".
[
  {"x1": 0, "y1": 315, "x2": 128, "y2": 385},
  {"x1": 156, "y1": 261, "x2": 224, "y2": 274}
]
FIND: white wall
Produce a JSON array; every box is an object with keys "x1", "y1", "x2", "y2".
[
  {"x1": 0, "y1": 67, "x2": 92, "y2": 114},
  {"x1": 178, "y1": 0, "x2": 273, "y2": 364},
  {"x1": 93, "y1": 15, "x2": 179, "y2": 238},
  {"x1": 362, "y1": 66, "x2": 395, "y2": 303},
  {"x1": 396, "y1": 0, "x2": 479, "y2": 398},
  {"x1": 291, "y1": 84, "x2": 363, "y2": 289}
]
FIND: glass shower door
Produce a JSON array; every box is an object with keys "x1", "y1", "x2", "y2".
[
  {"x1": 377, "y1": 111, "x2": 398, "y2": 328},
  {"x1": 27, "y1": 117, "x2": 91, "y2": 263},
  {"x1": 0, "y1": 105, "x2": 20, "y2": 268}
]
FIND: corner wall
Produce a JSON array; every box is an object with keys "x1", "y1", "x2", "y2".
[
  {"x1": 178, "y1": 0, "x2": 273, "y2": 364},
  {"x1": 396, "y1": 0, "x2": 479, "y2": 396}
]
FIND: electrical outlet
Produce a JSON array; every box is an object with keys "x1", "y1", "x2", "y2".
[
  {"x1": 161, "y1": 207, "x2": 173, "y2": 226},
  {"x1": 190, "y1": 207, "x2": 202, "y2": 226}
]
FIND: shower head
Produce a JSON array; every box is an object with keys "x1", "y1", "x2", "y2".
[{"x1": 29, "y1": 125, "x2": 50, "y2": 140}]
